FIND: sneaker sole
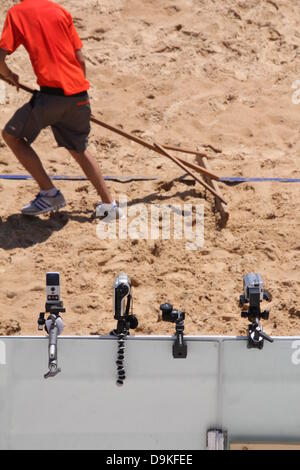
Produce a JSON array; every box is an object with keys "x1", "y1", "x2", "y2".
[
  {"x1": 22, "y1": 201, "x2": 66, "y2": 216},
  {"x1": 96, "y1": 212, "x2": 125, "y2": 221}
]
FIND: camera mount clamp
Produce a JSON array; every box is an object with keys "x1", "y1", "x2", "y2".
[
  {"x1": 240, "y1": 273, "x2": 273, "y2": 350},
  {"x1": 38, "y1": 301, "x2": 66, "y2": 379},
  {"x1": 160, "y1": 303, "x2": 187, "y2": 358}
]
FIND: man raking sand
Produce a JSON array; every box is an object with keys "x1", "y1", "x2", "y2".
[{"x1": 0, "y1": 0, "x2": 119, "y2": 219}]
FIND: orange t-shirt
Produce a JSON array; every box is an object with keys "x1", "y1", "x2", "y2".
[{"x1": 0, "y1": 0, "x2": 90, "y2": 95}]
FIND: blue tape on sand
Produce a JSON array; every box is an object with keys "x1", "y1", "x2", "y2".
[
  {"x1": 2, "y1": 174, "x2": 299, "y2": 185},
  {"x1": 0, "y1": 174, "x2": 157, "y2": 182},
  {"x1": 220, "y1": 177, "x2": 300, "y2": 186}
]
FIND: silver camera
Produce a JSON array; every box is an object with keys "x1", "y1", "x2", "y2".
[
  {"x1": 114, "y1": 273, "x2": 131, "y2": 319},
  {"x1": 243, "y1": 273, "x2": 264, "y2": 303},
  {"x1": 46, "y1": 272, "x2": 60, "y2": 305}
]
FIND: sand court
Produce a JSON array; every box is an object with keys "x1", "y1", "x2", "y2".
[{"x1": 0, "y1": 0, "x2": 299, "y2": 337}]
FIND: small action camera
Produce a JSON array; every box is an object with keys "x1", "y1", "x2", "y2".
[{"x1": 46, "y1": 272, "x2": 60, "y2": 305}]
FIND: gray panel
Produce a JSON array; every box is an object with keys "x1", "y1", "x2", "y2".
[
  {"x1": 222, "y1": 339, "x2": 300, "y2": 445},
  {"x1": 0, "y1": 337, "x2": 219, "y2": 450}
]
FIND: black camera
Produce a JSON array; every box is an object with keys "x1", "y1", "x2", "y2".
[
  {"x1": 160, "y1": 303, "x2": 185, "y2": 323},
  {"x1": 160, "y1": 303, "x2": 187, "y2": 359}
]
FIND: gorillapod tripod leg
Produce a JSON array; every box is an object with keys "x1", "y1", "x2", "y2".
[{"x1": 115, "y1": 319, "x2": 130, "y2": 387}]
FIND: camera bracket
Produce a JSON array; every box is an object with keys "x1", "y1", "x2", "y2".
[
  {"x1": 246, "y1": 319, "x2": 273, "y2": 350},
  {"x1": 38, "y1": 301, "x2": 66, "y2": 379},
  {"x1": 160, "y1": 303, "x2": 187, "y2": 359}
]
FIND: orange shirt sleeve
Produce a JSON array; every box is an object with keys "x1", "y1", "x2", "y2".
[{"x1": 0, "y1": 10, "x2": 22, "y2": 54}]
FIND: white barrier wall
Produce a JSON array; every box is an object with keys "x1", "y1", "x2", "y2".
[
  {"x1": 0, "y1": 336, "x2": 300, "y2": 450},
  {"x1": 221, "y1": 339, "x2": 300, "y2": 444}
]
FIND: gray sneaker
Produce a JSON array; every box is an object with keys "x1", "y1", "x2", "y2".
[
  {"x1": 21, "y1": 190, "x2": 66, "y2": 216},
  {"x1": 95, "y1": 201, "x2": 124, "y2": 222}
]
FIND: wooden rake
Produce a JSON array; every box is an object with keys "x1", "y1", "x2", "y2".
[{"x1": 0, "y1": 76, "x2": 228, "y2": 209}]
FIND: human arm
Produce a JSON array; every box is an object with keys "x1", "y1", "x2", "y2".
[
  {"x1": 75, "y1": 49, "x2": 86, "y2": 77},
  {"x1": 0, "y1": 9, "x2": 22, "y2": 88},
  {"x1": 0, "y1": 48, "x2": 19, "y2": 89},
  {"x1": 66, "y1": 12, "x2": 86, "y2": 77}
]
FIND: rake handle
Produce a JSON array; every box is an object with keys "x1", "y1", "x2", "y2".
[{"x1": 90, "y1": 115, "x2": 220, "y2": 182}]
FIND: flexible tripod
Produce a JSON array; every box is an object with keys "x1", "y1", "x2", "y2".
[{"x1": 110, "y1": 291, "x2": 138, "y2": 386}]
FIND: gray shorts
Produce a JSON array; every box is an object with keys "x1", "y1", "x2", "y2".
[{"x1": 4, "y1": 91, "x2": 91, "y2": 153}]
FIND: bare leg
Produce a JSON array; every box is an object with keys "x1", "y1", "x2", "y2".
[
  {"x1": 69, "y1": 149, "x2": 113, "y2": 204},
  {"x1": 2, "y1": 130, "x2": 54, "y2": 191}
]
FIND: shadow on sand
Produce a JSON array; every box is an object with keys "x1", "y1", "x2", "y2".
[{"x1": 0, "y1": 210, "x2": 94, "y2": 250}]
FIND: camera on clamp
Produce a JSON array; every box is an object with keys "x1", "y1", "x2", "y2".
[
  {"x1": 113, "y1": 273, "x2": 138, "y2": 329},
  {"x1": 111, "y1": 273, "x2": 138, "y2": 387},
  {"x1": 38, "y1": 272, "x2": 66, "y2": 379},
  {"x1": 240, "y1": 273, "x2": 273, "y2": 350},
  {"x1": 160, "y1": 303, "x2": 187, "y2": 359}
]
